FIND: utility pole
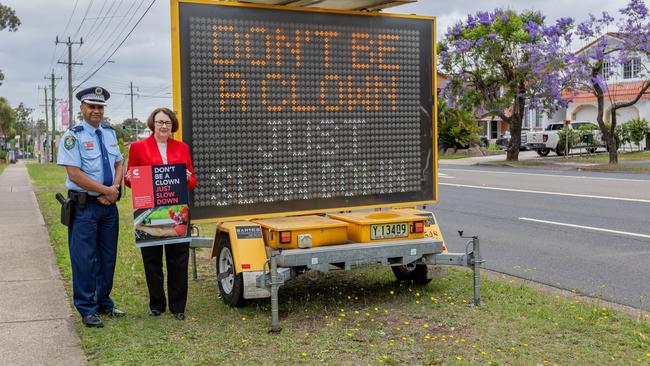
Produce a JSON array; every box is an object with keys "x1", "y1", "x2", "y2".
[
  {"x1": 128, "y1": 81, "x2": 139, "y2": 138},
  {"x1": 38, "y1": 86, "x2": 50, "y2": 163},
  {"x1": 57, "y1": 36, "x2": 83, "y2": 128},
  {"x1": 45, "y1": 71, "x2": 62, "y2": 163}
]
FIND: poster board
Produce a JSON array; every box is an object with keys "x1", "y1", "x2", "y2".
[{"x1": 130, "y1": 163, "x2": 191, "y2": 247}]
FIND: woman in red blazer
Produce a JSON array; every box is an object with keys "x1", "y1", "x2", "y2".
[{"x1": 124, "y1": 107, "x2": 196, "y2": 321}]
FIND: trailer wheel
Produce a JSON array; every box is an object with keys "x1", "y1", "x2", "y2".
[
  {"x1": 391, "y1": 263, "x2": 432, "y2": 286},
  {"x1": 555, "y1": 147, "x2": 565, "y2": 156},
  {"x1": 586, "y1": 147, "x2": 597, "y2": 154},
  {"x1": 216, "y1": 235, "x2": 246, "y2": 307},
  {"x1": 536, "y1": 148, "x2": 550, "y2": 157}
]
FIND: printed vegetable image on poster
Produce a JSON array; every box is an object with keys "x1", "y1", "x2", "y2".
[{"x1": 129, "y1": 163, "x2": 191, "y2": 247}]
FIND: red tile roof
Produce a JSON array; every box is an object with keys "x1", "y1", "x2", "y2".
[{"x1": 566, "y1": 82, "x2": 650, "y2": 103}]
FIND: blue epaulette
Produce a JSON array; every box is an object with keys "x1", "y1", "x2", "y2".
[
  {"x1": 71, "y1": 125, "x2": 84, "y2": 133},
  {"x1": 101, "y1": 123, "x2": 114, "y2": 130}
]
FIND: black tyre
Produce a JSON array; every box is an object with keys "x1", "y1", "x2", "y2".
[
  {"x1": 216, "y1": 234, "x2": 246, "y2": 307},
  {"x1": 536, "y1": 149, "x2": 550, "y2": 157},
  {"x1": 586, "y1": 147, "x2": 597, "y2": 154},
  {"x1": 555, "y1": 147, "x2": 565, "y2": 156},
  {"x1": 391, "y1": 263, "x2": 432, "y2": 286}
]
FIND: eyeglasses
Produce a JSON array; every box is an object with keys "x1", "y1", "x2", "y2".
[{"x1": 154, "y1": 120, "x2": 173, "y2": 127}]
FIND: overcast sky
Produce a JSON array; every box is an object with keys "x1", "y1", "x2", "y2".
[{"x1": 0, "y1": 0, "x2": 630, "y2": 129}]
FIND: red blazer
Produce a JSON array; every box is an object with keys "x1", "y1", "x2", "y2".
[{"x1": 124, "y1": 135, "x2": 197, "y2": 190}]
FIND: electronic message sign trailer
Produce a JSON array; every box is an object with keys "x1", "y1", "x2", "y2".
[{"x1": 171, "y1": 0, "x2": 483, "y2": 332}]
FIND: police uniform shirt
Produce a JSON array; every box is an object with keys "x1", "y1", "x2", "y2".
[{"x1": 57, "y1": 120, "x2": 123, "y2": 195}]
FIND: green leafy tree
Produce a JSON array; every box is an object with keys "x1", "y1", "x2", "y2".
[
  {"x1": 626, "y1": 118, "x2": 648, "y2": 152},
  {"x1": 438, "y1": 100, "x2": 479, "y2": 150},
  {"x1": 0, "y1": 3, "x2": 20, "y2": 31},
  {"x1": 0, "y1": 97, "x2": 15, "y2": 140},
  {"x1": 13, "y1": 102, "x2": 32, "y2": 150},
  {"x1": 439, "y1": 9, "x2": 574, "y2": 161},
  {"x1": 556, "y1": 127, "x2": 580, "y2": 156},
  {"x1": 119, "y1": 117, "x2": 147, "y2": 142},
  {"x1": 0, "y1": 3, "x2": 20, "y2": 86},
  {"x1": 614, "y1": 123, "x2": 629, "y2": 151}
]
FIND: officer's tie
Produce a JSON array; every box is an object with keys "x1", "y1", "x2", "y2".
[{"x1": 95, "y1": 129, "x2": 113, "y2": 186}]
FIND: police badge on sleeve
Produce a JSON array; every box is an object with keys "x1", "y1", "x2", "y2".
[{"x1": 64, "y1": 135, "x2": 76, "y2": 150}]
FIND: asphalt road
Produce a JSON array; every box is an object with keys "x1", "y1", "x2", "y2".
[{"x1": 434, "y1": 165, "x2": 650, "y2": 311}]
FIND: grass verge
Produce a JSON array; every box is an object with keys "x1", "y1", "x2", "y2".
[
  {"x1": 0, "y1": 162, "x2": 6, "y2": 176},
  {"x1": 26, "y1": 162, "x2": 67, "y2": 187},
  {"x1": 32, "y1": 167, "x2": 650, "y2": 365}
]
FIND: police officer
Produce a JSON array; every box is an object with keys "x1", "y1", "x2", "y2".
[{"x1": 57, "y1": 86, "x2": 126, "y2": 328}]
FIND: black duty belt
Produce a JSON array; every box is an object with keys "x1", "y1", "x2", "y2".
[{"x1": 68, "y1": 190, "x2": 102, "y2": 206}]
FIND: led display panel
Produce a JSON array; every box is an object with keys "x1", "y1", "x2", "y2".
[{"x1": 173, "y1": 1, "x2": 436, "y2": 221}]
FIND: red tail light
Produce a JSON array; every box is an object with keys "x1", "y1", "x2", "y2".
[
  {"x1": 412, "y1": 221, "x2": 425, "y2": 233},
  {"x1": 280, "y1": 231, "x2": 292, "y2": 244},
  {"x1": 543, "y1": 134, "x2": 548, "y2": 142},
  {"x1": 241, "y1": 264, "x2": 251, "y2": 269}
]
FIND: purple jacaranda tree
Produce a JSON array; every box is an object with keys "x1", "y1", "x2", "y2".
[
  {"x1": 569, "y1": 0, "x2": 650, "y2": 163},
  {"x1": 439, "y1": 9, "x2": 574, "y2": 161}
]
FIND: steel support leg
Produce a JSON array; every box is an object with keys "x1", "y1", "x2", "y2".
[
  {"x1": 191, "y1": 247, "x2": 198, "y2": 281},
  {"x1": 472, "y1": 237, "x2": 482, "y2": 306},
  {"x1": 269, "y1": 253, "x2": 281, "y2": 333}
]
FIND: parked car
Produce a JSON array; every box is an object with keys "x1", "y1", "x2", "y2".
[
  {"x1": 495, "y1": 131, "x2": 528, "y2": 150},
  {"x1": 526, "y1": 121, "x2": 603, "y2": 156}
]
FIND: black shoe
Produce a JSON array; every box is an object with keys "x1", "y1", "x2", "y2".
[
  {"x1": 99, "y1": 307, "x2": 126, "y2": 318},
  {"x1": 149, "y1": 309, "x2": 162, "y2": 317},
  {"x1": 172, "y1": 312, "x2": 185, "y2": 321},
  {"x1": 82, "y1": 314, "x2": 104, "y2": 328}
]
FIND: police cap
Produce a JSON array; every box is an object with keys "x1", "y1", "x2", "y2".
[{"x1": 75, "y1": 86, "x2": 110, "y2": 106}]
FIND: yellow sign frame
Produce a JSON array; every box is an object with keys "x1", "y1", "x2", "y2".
[{"x1": 170, "y1": 0, "x2": 437, "y2": 224}]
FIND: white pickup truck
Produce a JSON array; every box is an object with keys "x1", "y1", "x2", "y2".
[{"x1": 526, "y1": 121, "x2": 604, "y2": 156}]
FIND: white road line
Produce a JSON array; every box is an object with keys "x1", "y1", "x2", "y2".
[
  {"x1": 519, "y1": 217, "x2": 650, "y2": 239},
  {"x1": 439, "y1": 183, "x2": 650, "y2": 203},
  {"x1": 438, "y1": 173, "x2": 454, "y2": 179},
  {"x1": 439, "y1": 168, "x2": 650, "y2": 183}
]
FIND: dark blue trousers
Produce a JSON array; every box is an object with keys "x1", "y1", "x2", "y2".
[{"x1": 68, "y1": 202, "x2": 119, "y2": 316}]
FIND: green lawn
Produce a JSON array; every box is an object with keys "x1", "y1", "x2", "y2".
[
  {"x1": 32, "y1": 167, "x2": 650, "y2": 365},
  {"x1": 26, "y1": 162, "x2": 67, "y2": 187},
  {"x1": 545, "y1": 151, "x2": 650, "y2": 164},
  {"x1": 0, "y1": 163, "x2": 6, "y2": 177}
]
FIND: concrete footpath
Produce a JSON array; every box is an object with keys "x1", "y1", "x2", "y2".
[{"x1": 0, "y1": 162, "x2": 85, "y2": 365}]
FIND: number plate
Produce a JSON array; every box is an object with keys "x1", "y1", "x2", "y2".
[{"x1": 370, "y1": 223, "x2": 408, "y2": 240}]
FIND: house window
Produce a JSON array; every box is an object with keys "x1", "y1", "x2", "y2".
[
  {"x1": 601, "y1": 61, "x2": 610, "y2": 80},
  {"x1": 523, "y1": 110, "x2": 530, "y2": 130},
  {"x1": 535, "y1": 110, "x2": 543, "y2": 129},
  {"x1": 490, "y1": 120, "x2": 498, "y2": 139},
  {"x1": 623, "y1": 58, "x2": 641, "y2": 79}
]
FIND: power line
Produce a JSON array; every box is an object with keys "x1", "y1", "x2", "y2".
[
  {"x1": 60, "y1": 0, "x2": 80, "y2": 37},
  {"x1": 74, "y1": 0, "x2": 157, "y2": 90},
  {"x1": 73, "y1": 0, "x2": 120, "y2": 63},
  {"x1": 48, "y1": 0, "x2": 80, "y2": 73},
  {"x1": 73, "y1": 0, "x2": 141, "y2": 76},
  {"x1": 76, "y1": 0, "x2": 109, "y2": 46},
  {"x1": 71, "y1": 0, "x2": 95, "y2": 40}
]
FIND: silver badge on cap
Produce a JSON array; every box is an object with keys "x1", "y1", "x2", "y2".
[{"x1": 95, "y1": 87, "x2": 103, "y2": 95}]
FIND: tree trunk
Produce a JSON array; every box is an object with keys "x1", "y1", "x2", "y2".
[
  {"x1": 592, "y1": 80, "x2": 618, "y2": 163},
  {"x1": 608, "y1": 109, "x2": 619, "y2": 164},
  {"x1": 506, "y1": 83, "x2": 526, "y2": 161}
]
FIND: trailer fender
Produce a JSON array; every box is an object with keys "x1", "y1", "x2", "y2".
[{"x1": 212, "y1": 221, "x2": 268, "y2": 274}]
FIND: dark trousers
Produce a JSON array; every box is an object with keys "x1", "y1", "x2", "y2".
[
  {"x1": 68, "y1": 203, "x2": 119, "y2": 316},
  {"x1": 140, "y1": 243, "x2": 189, "y2": 314}
]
